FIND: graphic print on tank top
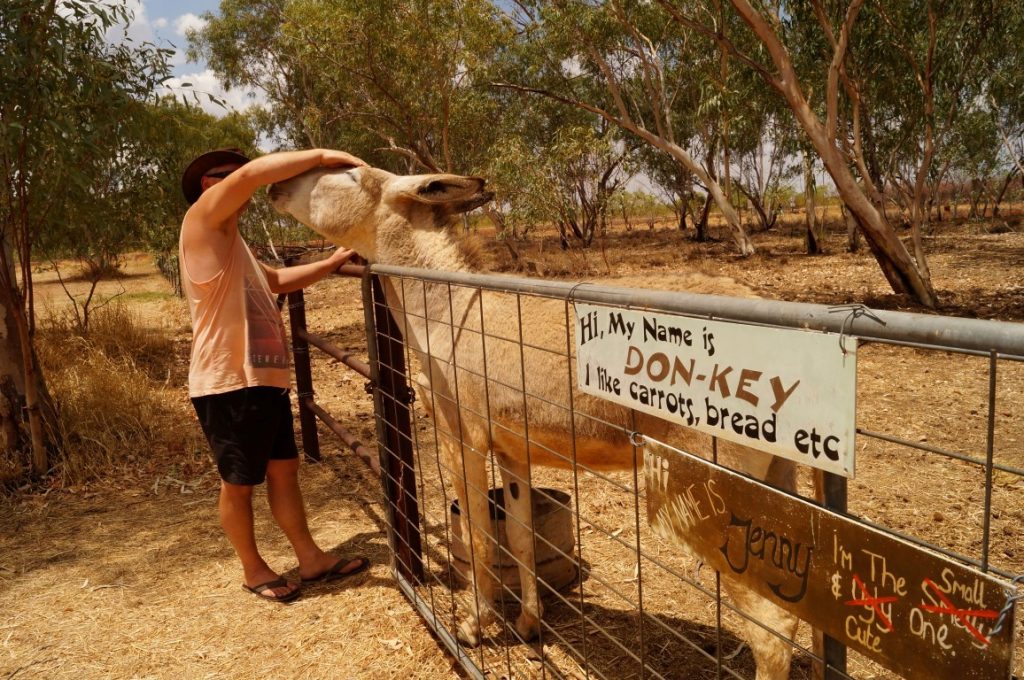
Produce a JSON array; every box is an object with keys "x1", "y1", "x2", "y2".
[{"x1": 244, "y1": 273, "x2": 289, "y2": 368}]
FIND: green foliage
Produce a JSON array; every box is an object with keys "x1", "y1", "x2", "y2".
[
  {"x1": 608, "y1": 190, "x2": 674, "y2": 222},
  {"x1": 193, "y1": 0, "x2": 511, "y2": 175},
  {"x1": 2, "y1": 0, "x2": 173, "y2": 262},
  {"x1": 780, "y1": 0, "x2": 1019, "y2": 194},
  {"x1": 0, "y1": 0, "x2": 179, "y2": 474},
  {"x1": 131, "y1": 97, "x2": 260, "y2": 254}
]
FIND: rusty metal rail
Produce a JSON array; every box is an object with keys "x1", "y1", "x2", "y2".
[
  {"x1": 300, "y1": 396, "x2": 379, "y2": 474},
  {"x1": 283, "y1": 260, "x2": 370, "y2": 464},
  {"x1": 294, "y1": 327, "x2": 372, "y2": 377}
]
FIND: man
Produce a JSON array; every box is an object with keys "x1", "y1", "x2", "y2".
[{"x1": 180, "y1": 147, "x2": 369, "y2": 603}]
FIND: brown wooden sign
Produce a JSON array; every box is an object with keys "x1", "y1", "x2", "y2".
[{"x1": 643, "y1": 438, "x2": 1017, "y2": 680}]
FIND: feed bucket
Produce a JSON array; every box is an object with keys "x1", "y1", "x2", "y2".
[{"x1": 450, "y1": 487, "x2": 577, "y2": 595}]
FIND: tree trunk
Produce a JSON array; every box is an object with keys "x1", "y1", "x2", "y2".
[
  {"x1": 0, "y1": 304, "x2": 26, "y2": 464},
  {"x1": 0, "y1": 222, "x2": 57, "y2": 477},
  {"x1": 992, "y1": 169, "x2": 1018, "y2": 217},
  {"x1": 727, "y1": 0, "x2": 938, "y2": 308},
  {"x1": 968, "y1": 179, "x2": 982, "y2": 218},
  {"x1": 625, "y1": 128, "x2": 753, "y2": 253},
  {"x1": 0, "y1": 291, "x2": 59, "y2": 478},
  {"x1": 842, "y1": 205, "x2": 861, "y2": 253},
  {"x1": 694, "y1": 193, "x2": 713, "y2": 242},
  {"x1": 676, "y1": 205, "x2": 688, "y2": 232},
  {"x1": 804, "y1": 155, "x2": 823, "y2": 254},
  {"x1": 483, "y1": 205, "x2": 512, "y2": 240},
  {"x1": 674, "y1": 175, "x2": 690, "y2": 232}
]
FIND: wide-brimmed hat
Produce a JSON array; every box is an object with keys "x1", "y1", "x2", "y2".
[{"x1": 181, "y1": 147, "x2": 251, "y2": 204}]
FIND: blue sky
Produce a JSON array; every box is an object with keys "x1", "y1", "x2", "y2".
[{"x1": 110, "y1": 0, "x2": 264, "y2": 115}]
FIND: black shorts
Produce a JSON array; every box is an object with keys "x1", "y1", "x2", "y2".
[{"x1": 191, "y1": 386, "x2": 298, "y2": 486}]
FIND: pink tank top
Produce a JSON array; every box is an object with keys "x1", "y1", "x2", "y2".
[{"x1": 180, "y1": 230, "x2": 291, "y2": 397}]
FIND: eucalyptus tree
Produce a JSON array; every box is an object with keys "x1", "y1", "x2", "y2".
[
  {"x1": 635, "y1": 143, "x2": 702, "y2": 235},
  {"x1": 1, "y1": 0, "x2": 171, "y2": 475},
  {"x1": 486, "y1": 123, "x2": 629, "y2": 247},
  {"x1": 495, "y1": 0, "x2": 757, "y2": 255},
  {"x1": 652, "y1": 0, "x2": 1018, "y2": 307},
  {"x1": 940, "y1": 111, "x2": 1003, "y2": 220},
  {"x1": 193, "y1": 0, "x2": 509, "y2": 175},
  {"x1": 727, "y1": 64, "x2": 800, "y2": 234},
  {"x1": 29, "y1": 98, "x2": 257, "y2": 326},
  {"x1": 483, "y1": 59, "x2": 634, "y2": 246},
  {"x1": 547, "y1": 123, "x2": 630, "y2": 247},
  {"x1": 839, "y1": 2, "x2": 1004, "y2": 258},
  {"x1": 986, "y1": 3, "x2": 1024, "y2": 216}
]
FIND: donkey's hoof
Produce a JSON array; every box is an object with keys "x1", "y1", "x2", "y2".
[
  {"x1": 515, "y1": 612, "x2": 541, "y2": 642},
  {"x1": 457, "y1": 618, "x2": 482, "y2": 647}
]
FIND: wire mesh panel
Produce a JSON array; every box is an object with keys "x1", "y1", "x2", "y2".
[{"x1": 359, "y1": 265, "x2": 1024, "y2": 680}]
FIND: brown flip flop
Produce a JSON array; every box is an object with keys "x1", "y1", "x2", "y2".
[
  {"x1": 243, "y1": 577, "x2": 301, "y2": 603},
  {"x1": 301, "y1": 556, "x2": 370, "y2": 583}
]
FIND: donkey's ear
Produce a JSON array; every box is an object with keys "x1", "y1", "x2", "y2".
[{"x1": 392, "y1": 174, "x2": 489, "y2": 206}]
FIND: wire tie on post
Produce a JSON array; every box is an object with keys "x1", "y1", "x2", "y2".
[
  {"x1": 363, "y1": 381, "x2": 376, "y2": 395},
  {"x1": 566, "y1": 281, "x2": 592, "y2": 303},
  {"x1": 828, "y1": 303, "x2": 886, "y2": 356},
  {"x1": 296, "y1": 389, "x2": 314, "y2": 400},
  {"x1": 989, "y1": 573, "x2": 1024, "y2": 637},
  {"x1": 628, "y1": 431, "x2": 645, "y2": 448},
  {"x1": 288, "y1": 300, "x2": 306, "y2": 311}
]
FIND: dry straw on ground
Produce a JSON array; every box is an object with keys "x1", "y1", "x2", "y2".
[{"x1": 2, "y1": 215, "x2": 1023, "y2": 679}]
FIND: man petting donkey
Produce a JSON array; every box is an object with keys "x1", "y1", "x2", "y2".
[{"x1": 179, "y1": 147, "x2": 371, "y2": 603}]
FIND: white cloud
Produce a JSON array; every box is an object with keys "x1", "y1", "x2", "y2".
[
  {"x1": 94, "y1": 2, "x2": 263, "y2": 122},
  {"x1": 97, "y1": 0, "x2": 189, "y2": 69},
  {"x1": 100, "y1": 0, "x2": 156, "y2": 45},
  {"x1": 160, "y1": 69, "x2": 268, "y2": 117},
  {"x1": 174, "y1": 13, "x2": 208, "y2": 38}
]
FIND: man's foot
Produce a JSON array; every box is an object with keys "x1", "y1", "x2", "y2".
[
  {"x1": 300, "y1": 556, "x2": 370, "y2": 583},
  {"x1": 243, "y1": 577, "x2": 301, "y2": 603}
]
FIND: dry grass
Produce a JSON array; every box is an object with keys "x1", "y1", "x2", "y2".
[
  {"x1": 0, "y1": 454, "x2": 455, "y2": 679},
  {"x1": 34, "y1": 304, "x2": 198, "y2": 485},
  {"x1": 2, "y1": 214, "x2": 1023, "y2": 679}
]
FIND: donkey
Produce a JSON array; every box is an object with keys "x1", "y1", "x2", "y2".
[{"x1": 270, "y1": 167, "x2": 801, "y2": 679}]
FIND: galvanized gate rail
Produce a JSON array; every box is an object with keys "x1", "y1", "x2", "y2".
[{"x1": 288, "y1": 261, "x2": 1024, "y2": 680}]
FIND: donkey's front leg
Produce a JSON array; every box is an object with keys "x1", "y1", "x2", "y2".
[
  {"x1": 450, "y1": 442, "x2": 499, "y2": 647},
  {"x1": 497, "y1": 454, "x2": 543, "y2": 642}
]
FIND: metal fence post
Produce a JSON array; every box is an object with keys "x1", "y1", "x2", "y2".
[
  {"x1": 822, "y1": 471, "x2": 848, "y2": 680},
  {"x1": 287, "y1": 284, "x2": 321, "y2": 462},
  {"x1": 363, "y1": 272, "x2": 424, "y2": 583}
]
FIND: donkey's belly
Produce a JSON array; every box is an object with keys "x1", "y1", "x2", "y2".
[{"x1": 491, "y1": 425, "x2": 636, "y2": 471}]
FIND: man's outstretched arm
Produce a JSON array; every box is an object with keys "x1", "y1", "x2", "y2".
[{"x1": 260, "y1": 248, "x2": 357, "y2": 294}]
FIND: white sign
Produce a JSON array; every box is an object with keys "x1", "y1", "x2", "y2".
[{"x1": 574, "y1": 303, "x2": 857, "y2": 476}]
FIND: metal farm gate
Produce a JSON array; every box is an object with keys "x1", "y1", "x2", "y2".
[{"x1": 288, "y1": 263, "x2": 1024, "y2": 680}]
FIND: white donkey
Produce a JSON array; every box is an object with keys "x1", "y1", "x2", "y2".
[{"x1": 270, "y1": 167, "x2": 801, "y2": 679}]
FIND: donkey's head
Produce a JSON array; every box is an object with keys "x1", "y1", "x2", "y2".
[{"x1": 269, "y1": 167, "x2": 493, "y2": 260}]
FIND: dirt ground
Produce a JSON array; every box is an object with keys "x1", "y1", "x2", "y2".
[{"x1": 2, "y1": 212, "x2": 1023, "y2": 679}]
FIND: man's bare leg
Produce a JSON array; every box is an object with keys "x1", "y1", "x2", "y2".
[
  {"x1": 219, "y1": 481, "x2": 298, "y2": 598},
  {"x1": 265, "y1": 458, "x2": 364, "y2": 579}
]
